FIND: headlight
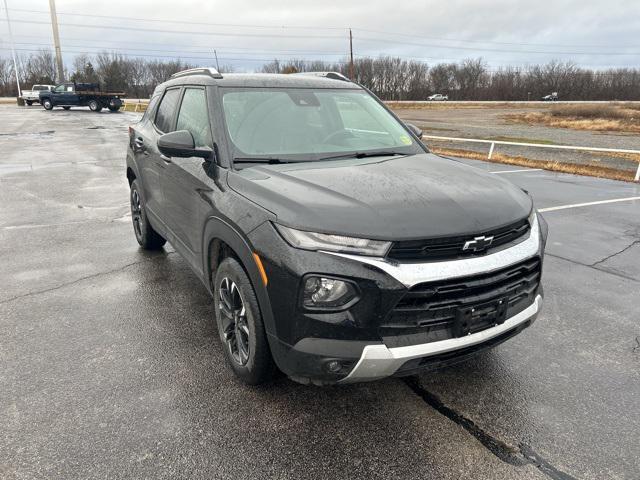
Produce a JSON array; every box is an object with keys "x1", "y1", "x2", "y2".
[
  {"x1": 303, "y1": 276, "x2": 358, "y2": 309},
  {"x1": 275, "y1": 224, "x2": 391, "y2": 256}
]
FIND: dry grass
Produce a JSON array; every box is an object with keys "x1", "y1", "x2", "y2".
[
  {"x1": 506, "y1": 104, "x2": 640, "y2": 133},
  {"x1": 430, "y1": 146, "x2": 638, "y2": 183}
]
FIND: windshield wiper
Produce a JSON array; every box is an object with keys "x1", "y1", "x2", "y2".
[
  {"x1": 317, "y1": 151, "x2": 407, "y2": 162},
  {"x1": 233, "y1": 157, "x2": 293, "y2": 165}
]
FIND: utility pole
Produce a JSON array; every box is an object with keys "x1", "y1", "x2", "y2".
[
  {"x1": 213, "y1": 49, "x2": 220, "y2": 71},
  {"x1": 2, "y1": 0, "x2": 22, "y2": 97},
  {"x1": 349, "y1": 28, "x2": 354, "y2": 80},
  {"x1": 48, "y1": 0, "x2": 64, "y2": 82}
]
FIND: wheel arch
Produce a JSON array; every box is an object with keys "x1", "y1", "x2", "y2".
[{"x1": 203, "y1": 217, "x2": 276, "y2": 336}]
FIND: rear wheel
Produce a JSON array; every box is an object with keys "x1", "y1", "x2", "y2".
[
  {"x1": 26, "y1": 100, "x2": 33, "y2": 106},
  {"x1": 62, "y1": 106, "x2": 71, "y2": 110},
  {"x1": 130, "y1": 179, "x2": 166, "y2": 250},
  {"x1": 108, "y1": 105, "x2": 120, "y2": 112},
  {"x1": 88, "y1": 99, "x2": 102, "y2": 112},
  {"x1": 214, "y1": 258, "x2": 275, "y2": 385},
  {"x1": 42, "y1": 99, "x2": 53, "y2": 110}
]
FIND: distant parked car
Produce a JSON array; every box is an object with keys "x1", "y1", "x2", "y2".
[
  {"x1": 427, "y1": 93, "x2": 448, "y2": 101},
  {"x1": 542, "y1": 92, "x2": 559, "y2": 101},
  {"x1": 21, "y1": 85, "x2": 54, "y2": 105}
]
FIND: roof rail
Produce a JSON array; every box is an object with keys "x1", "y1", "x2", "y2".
[
  {"x1": 293, "y1": 71, "x2": 351, "y2": 82},
  {"x1": 171, "y1": 67, "x2": 223, "y2": 79}
]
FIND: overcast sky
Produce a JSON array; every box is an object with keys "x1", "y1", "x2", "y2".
[{"x1": 1, "y1": 0, "x2": 639, "y2": 71}]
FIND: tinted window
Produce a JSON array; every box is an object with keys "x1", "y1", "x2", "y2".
[
  {"x1": 176, "y1": 88, "x2": 211, "y2": 147},
  {"x1": 154, "y1": 88, "x2": 181, "y2": 133}
]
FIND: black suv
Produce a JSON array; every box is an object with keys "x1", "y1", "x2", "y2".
[{"x1": 126, "y1": 68, "x2": 547, "y2": 385}]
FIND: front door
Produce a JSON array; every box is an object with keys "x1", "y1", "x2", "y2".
[{"x1": 161, "y1": 87, "x2": 215, "y2": 273}]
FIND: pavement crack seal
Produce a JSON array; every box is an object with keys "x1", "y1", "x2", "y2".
[
  {"x1": 403, "y1": 377, "x2": 578, "y2": 480},
  {"x1": 590, "y1": 239, "x2": 640, "y2": 267}
]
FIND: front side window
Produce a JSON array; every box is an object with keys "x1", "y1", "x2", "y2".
[
  {"x1": 221, "y1": 88, "x2": 422, "y2": 162},
  {"x1": 54, "y1": 84, "x2": 65, "y2": 93},
  {"x1": 154, "y1": 88, "x2": 181, "y2": 133},
  {"x1": 176, "y1": 88, "x2": 211, "y2": 147}
]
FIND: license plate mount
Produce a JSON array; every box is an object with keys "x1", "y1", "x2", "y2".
[{"x1": 453, "y1": 297, "x2": 509, "y2": 337}]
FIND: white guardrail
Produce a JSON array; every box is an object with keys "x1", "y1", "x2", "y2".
[{"x1": 422, "y1": 135, "x2": 640, "y2": 182}]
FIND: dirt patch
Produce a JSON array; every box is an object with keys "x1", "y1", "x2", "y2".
[{"x1": 431, "y1": 146, "x2": 638, "y2": 183}]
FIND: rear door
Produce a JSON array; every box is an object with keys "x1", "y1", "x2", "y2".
[
  {"x1": 160, "y1": 86, "x2": 215, "y2": 273},
  {"x1": 137, "y1": 87, "x2": 182, "y2": 230},
  {"x1": 60, "y1": 83, "x2": 80, "y2": 105}
]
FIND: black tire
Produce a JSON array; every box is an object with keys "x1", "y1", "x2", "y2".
[
  {"x1": 88, "y1": 99, "x2": 102, "y2": 112},
  {"x1": 108, "y1": 105, "x2": 121, "y2": 112},
  {"x1": 42, "y1": 99, "x2": 53, "y2": 110},
  {"x1": 214, "y1": 257, "x2": 275, "y2": 385},
  {"x1": 130, "y1": 179, "x2": 166, "y2": 250},
  {"x1": 62, "y1": 106, "x2": 71, "y2": 110},
  {"x1": 26, "y1": 100, "x2": 33, "y2": 106}
]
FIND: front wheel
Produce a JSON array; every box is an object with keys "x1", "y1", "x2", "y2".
[
  {"x1": 62, "y1": 106, "x2": 71, "y2": 110},
  {"x1": 26, "y1": 100, "x2": 33, "y2": 106},
  {"x1": 42, "y1": 99, "x2": 53, "y2": 110},
  {"x1": 108, "y1": 105, "x2": 120, "y2": 112},
  {"x1": 130, "y1": 179, "x2": 166, "y2": 249},
  {"x1": 88, "y1": 99, "x2": 102, "y2": 112},
  {"x1": 214, "y1": 258, "x2": 275, "y2": 385}
]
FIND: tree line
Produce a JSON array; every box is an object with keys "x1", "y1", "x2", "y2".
[{"x1": 1, "y1": 49, "x2": 639, "y2": 101}]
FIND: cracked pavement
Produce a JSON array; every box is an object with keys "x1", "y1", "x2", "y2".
[{"x1": 1, "y1": 105, "x2": 639, "y2": 479}]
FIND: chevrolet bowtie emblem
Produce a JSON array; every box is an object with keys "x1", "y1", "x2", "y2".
[{"x1": 462, "y1": 235, "x2": 494, "y2": 252}]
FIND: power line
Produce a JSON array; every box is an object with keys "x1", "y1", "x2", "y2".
[
  {"x1": 6, "y1": 19, "x2": 347, "y2": 40},
  {"x1": 7, "y1": 18, "x2": 639, "y2": 56},
  {"x1": 3, "y1": 7, "x2": 348, "y2": 31},
  {"x1": 356, "y1": 36, "x2": 640, "y2": 56},
  {"x1": 5, "y1": 7, "x2": 636, "y2": 51}
]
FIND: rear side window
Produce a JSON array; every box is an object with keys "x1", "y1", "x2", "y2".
[
  {"x1": 142, "y1": 94, "x2": 160, "y2": 122},
  {"x1": 176, "y1": 88, "x2": 212, "y2": 147},
  {"x1": 154, "y1": 88, "x2": 181, "y2": 133}
]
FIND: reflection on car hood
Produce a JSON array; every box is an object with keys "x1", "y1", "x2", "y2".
[{"x1": 227, "y1": 153, "x2": 532, "y2": 240}]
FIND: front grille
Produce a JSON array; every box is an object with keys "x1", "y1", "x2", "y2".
[
  {"x1": 387, "y1": 217, "x2": 530, "y2": 261},
  {"x1": 382, "y1": 257, "x2": 541, "y2": 335}
]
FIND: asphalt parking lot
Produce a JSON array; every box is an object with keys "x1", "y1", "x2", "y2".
[{"x1": 1, "y1": 104, "x2": 638, "y2": 480}]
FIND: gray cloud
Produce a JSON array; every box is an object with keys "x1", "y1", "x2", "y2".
[{"x1": 1, "y1": 0, "x2": 639, "y2": 70}]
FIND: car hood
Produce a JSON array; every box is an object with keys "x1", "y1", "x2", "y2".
[{"x1": 227, "y1": 153, "x2": 532, "y2": 240}]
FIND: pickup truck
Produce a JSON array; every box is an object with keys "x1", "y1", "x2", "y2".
[
  {"x1": 427, "y1": 93, "x2": 448, "y2": 101},
  {"x1": 21, "y1": 85, "x2": 54, "y2": 105},
  {"x1": 39, "y1": 82, "x2": 126, "y2": 112}
]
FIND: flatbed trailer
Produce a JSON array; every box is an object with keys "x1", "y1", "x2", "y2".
[{"x1": 39, "y1": 82, "x2": 126, "y2": 112}]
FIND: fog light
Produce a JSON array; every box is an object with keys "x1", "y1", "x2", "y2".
[
  {"x1": 326, "y1": 360, "x2": 342, "y2": 373},
  {"x1": 302, "y1": 276, "x2": 358, "y2": 309}
]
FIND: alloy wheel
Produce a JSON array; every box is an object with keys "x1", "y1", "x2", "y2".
[
  {"x1": 131, "y1": 189, "x2": 143, "y2": 239},
  {"x1": 218, "y1": 277, "x2": 250, "y2": 366}
]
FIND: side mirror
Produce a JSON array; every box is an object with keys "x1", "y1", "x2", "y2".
[
  {"x1": 157, "y1": 130, "x2": 212, "y2": 159},
  {"x1": 405, "y1": 123, "x2": 423, "y2": 139}
]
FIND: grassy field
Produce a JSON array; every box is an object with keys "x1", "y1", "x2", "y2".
[{"x1": 505, "y1": 104, "x2": 640, "y2": 133}]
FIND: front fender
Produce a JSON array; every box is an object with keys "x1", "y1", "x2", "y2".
[{"x1": 201, "y1": 217, "x2": 276, "y2": 336}]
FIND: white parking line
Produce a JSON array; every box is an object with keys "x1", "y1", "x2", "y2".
[
  {"x1": 539, "y1": 196, "x2": 640, "y2": 213},
  {"x1": 491, "y1": 168, "x2": 543, "y2": 174}
]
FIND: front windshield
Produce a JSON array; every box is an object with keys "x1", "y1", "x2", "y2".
[{"x1": 221, "y1": 87, "x2": 423, "y2": 163}]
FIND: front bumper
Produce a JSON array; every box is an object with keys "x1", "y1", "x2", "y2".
[
  {"x1": 248, "y1": 213, "x2": 546, "y2": 385},
  {"x1": 339, "y1": 294, "x2": 542, "y2": 383}
]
